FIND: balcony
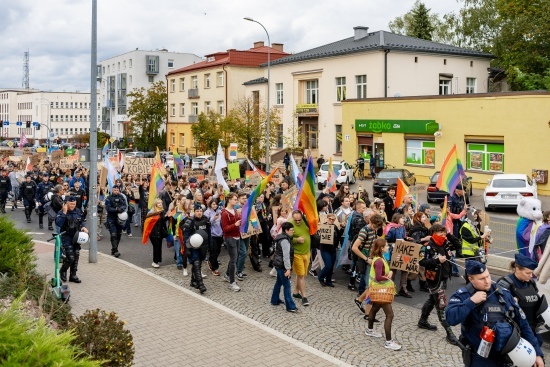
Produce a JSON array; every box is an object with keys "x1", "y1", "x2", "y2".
[
  {"x1": 188, "y1": 88, "x2": 199, "y2": 99},
  {"x1": 188, "y1": 115, "x2": 198, "y2": 123},
  {"x1": 295, "y1": 103, "x2": 318, "y2": 116}
]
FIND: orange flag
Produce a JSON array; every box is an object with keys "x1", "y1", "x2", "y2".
[{"x1": 393, "y1": 178, "x2": 409, "y2": 209}]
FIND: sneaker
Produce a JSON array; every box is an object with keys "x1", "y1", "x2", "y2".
[
  {"x1": 292, "y1": 293, "x2": 302, "y2": 299},
  {"x1": 269, "y1": 268, "x2": 277, "y2": 277},
  {"x1": 127, "y1": 233, "x2": 133, "y2": 237},
  {"x1": 237, "y1": 272, "x2": 244, "y2": 281},
  {"x1": 134, "y1": 223, "x2": 139, "y2": 227},
  {"x1": 365, "y1": 328, "x2": 382, "y2": 338},
  {"x1": 212, "y1": 270, "x2": 220, "y2": 276},
  {"x1": 201, "y1": 272, "x2": 207, "y2": 278},
  {"x1": 183, "y1": 269, "x2": 188, "y2": 276},
  {"x1": 229, "y1": 282, "x2": 241, "y2": 292},
  {"x1": 384, "y1": 340, "x2": 402, "y2": 351},
  {"x1": 308, "y1": 269, "x2": 317, "y2": 276},
  {"x1": 151, "y1": 262, "x2": 160, "y2": 268},
  {"x1": 287, "y1": 308, "x2": 299, "y2": 313},
  {"x1": 302, "y1": 297, "x2": 310, "y2": 306},
  {"x1": 354, "y1": 298, "x2": 365, "y2": 313},
  {"x1": 223, "y1": 274, "x2": 230, "y2": 282}
]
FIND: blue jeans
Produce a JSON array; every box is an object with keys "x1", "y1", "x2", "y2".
[
  {"x1": 358, "y1": 264, "x2": 371, "y2": 295},
  {"x1": 237, "y1": 237, "x2": 250, "y2": 273},
  {"x1": 318, "y1": 250, "x2": 336, "y2": 285},
  {"x1": 173, "y1": 238, "x2": 183, "y2": 266},
  {"x1": 225, "y1": 237, "x2": 238, "y2": 283},
  {"x1": 271, "y1": 267, "x2": 297, "y2": 311}
]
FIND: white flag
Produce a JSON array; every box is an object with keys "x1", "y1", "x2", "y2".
[{"x1": 214, "y1": 142, "x2": 230, "y2": 192}]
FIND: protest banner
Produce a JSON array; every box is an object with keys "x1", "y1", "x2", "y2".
[
  {"x1": 22, "y1": 147, "x2": 33, "y2": 156},
  {"x1": 271, "y1": 206, "x2": 279, "y2": 223},
  {"x1": 59, "y1": 155, "x2": 79, "y2": 170},
  {"x1": 186, "y1": 170, "x2": 205, "y2": 181},
  {"x1": 99, "y1": 167, "x2": 108, "y2": 190},
  {"x1": 51, "y1": 150, "x2": 64, "y2": 164},
  {"x1": 280, "y1": 186, "x2": 298, "y2": 212},
  {"x1": 8, "y1": 156, "x2": 21, "y2": 162},
  {"x1": 227, "y1": 162, "x2": 240, "y2": 179},
  {"x1": 245, "y1": 170, "x2": 262, "y2": 187},
  {"x1": 124, "y1": 157, "x2": 155, "y2": 175},
  {"x1": 0, "y1": 149, "x2": 15, "y2": 160},
  {"x1": 270, "y1": 167, "x2": 283, "y2": 186},
  {"x1": 229, "y1": 143, "x2": 238, "y2": 161},
  {"x1": 36, "y1": 147, "x2": 47, "y2": 153},
  {"x1": 317, "y1": 223, "x2": 335, "y2": 245},
  {"x1": 30, "y1": 153, "x2": 42, "y2": 167},
  {"x1": 389, "y1": 240, "x2": 421, "y2": 274},
  {"x1": 409, "y1": 184, "x2": 428, "y2": 211},
  {"x1": 240, "y1": 208, "x2": 263, "y2": 239}
]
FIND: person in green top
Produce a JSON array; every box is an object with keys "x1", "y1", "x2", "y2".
[{"x1": 289, "y1": 210, "x2": 312, "y2": 307}]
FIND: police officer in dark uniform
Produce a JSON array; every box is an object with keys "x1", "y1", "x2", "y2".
[
  {"x1": 19, "y1": 175, "x2": 38, "y2": 223},
  {"x1": 182, "y1": 204, "x2": 211, "y2": 293},
  {"x1": 497, "y1": 254, "x2": 546, "y2": 349},
  {"x1": 446, "y1": 261, "x2": 545, "y2": 367},
  {"x1": 417, "y1": 224, "x2": 458, "y2": 345},
  {"x1": 69, "y1": 180, "x2": 86, "y2": 216},
  {"x1": 36, "y1": 172, "x2": 54, "y2": 229},
  {"x1": 105, "y1": 186, "x2": 127, "y2": 258},
  {"x1": 55, "y1": 196, "x2": 88, "y2": 283},
  {"x1": 0, "y1": 168, "x2": 12, "y2": 214}
]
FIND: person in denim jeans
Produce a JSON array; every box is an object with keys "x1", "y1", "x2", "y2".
[
  {"x1": 235, "y1": 192, "x2": 250, "y2": 280},
  {"x1": 221, "y1": 193, "x2": 241, "y2": 292},
  {"x1": 318, "y1": 214, "x2": 340, "y2": 287},
  {"x1": 271, "y1": 222, "x2": 298, "y2": 312}
]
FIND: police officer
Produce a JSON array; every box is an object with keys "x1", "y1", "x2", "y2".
[
  {"x1": 182, "y1": 203, "x2": 211, "y2": 293},
  {"x1": 55, "y1": 196, "x2": 88, "y2": 283},
  {"x1": 497, "y1": 254, "x2": 546, "y2": 349},
  {"x1": 446, "y1": 261, "x2": 544, "y2": 367},
  {"x1": 69, "y1": 180, "x2": 86, "y2": 215},
  {"x1": 35, "y1": 172, "x2": 54, "y2": 229},
  {"x1": 19, "y1": 175, "x2": 38, "y2": 223},
  {"x1": 0, "y1": 168, "x2": 13, "y2": 214},
  {"x1": 105, "y1": 186, "x2": 127, "y2": 258}
]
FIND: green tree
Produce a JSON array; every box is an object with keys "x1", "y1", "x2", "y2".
[
  {"x1": 72, "y1": 131, "x2": 110, "y2": 148},
  {"x1": 126, "y1": 81, "x2": 167, "y2": 151},
  {"x1": 282, "y1": 124, "x2": 304, "y2": 153},
  {"x1": 389, "y1": 1, "x2": 435, "y2": 41},
  {"x1": 191, "y1": 112, "x2": 222, "y2": 155}
]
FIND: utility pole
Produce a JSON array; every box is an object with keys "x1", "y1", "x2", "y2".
[{"x1": 88, "y1": 0, "x2": 98, "y2": 263}]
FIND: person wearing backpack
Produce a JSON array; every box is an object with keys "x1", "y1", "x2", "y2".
[{"x1": 271, "y1": 222, "x2": 298, "y2": 312}]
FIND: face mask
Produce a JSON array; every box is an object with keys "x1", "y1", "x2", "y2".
[{"x1": 432, "y1": 233, "x2": 446, "y2": 246}]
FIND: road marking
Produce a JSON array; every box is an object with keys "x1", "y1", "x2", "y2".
[{"x1": 26, "y1": 232, "x2": 45, "y2": 235}]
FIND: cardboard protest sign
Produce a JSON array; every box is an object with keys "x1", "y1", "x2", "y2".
[
  {"x1": 30, "y1": 154, "x2": 41, "y2": 167},
  {"x1": 124, "y1": 157, "x2": 155, "y2": 175},
  {"x1": 409, "y1": 184, "x2": 428, "y2": 212},
  {"x1": 240, "y1": 208, "x2": 263, "y2": 239},
  {"x1": 227, "y1": 162, "x2": 240, "y2": 180},
  {"x1": 280, "y1": 186, "x2": 298, "y2": 212},
  {"x1": 59, "y1": 155, "x2": 79, "y2": 170},
  {"x1": 99, "y1": 167, "x2": 108, "y2": 190},
  {"x1": 8, "y1": 156, "x2": 21, "y2": 162},
  {"x1": 317, "y1": 223, "x2": 335, "y2": 245},
  {"x1": 245, "y1": 170, "x2": 262, "y2": 187},
  {"x1": 186, "y1": 170, "x2": 205, "y2": 181},
  {"x1": 270, "y1": 167, "x2": 283, "y2": 186},
  {"x1": 271, "y1": 206, "x2": 279, "y2": 223},
  {"x1": 51, "y1": 150, "x2": 64, "y2": 164},
  {"x1": 389, "y1": 240, "x2": 421, "y2": 274},
  {"x1": 0, "y1": 149, "x2": 15, "y2": 160},
  {"x1": 22, "y1": 147, "x2": 33, "y2": 156}
]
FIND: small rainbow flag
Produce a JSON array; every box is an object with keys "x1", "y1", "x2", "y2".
[
  {"x1": 172, "y1": 148, "x2": 185, "y2": 177},
  {"x1": 148, "y1": 147, "x2": 165, "y2": 210},
  {"x1": 101, "y1": 139, "x2": 109, "y2": 157},
  {"x1": 293, "y1": 157, "x2": 319, "y2": 235},
  {"x1": 436, "y1": 144, "x2": 466, "y2": 194},
  {"x1": 247, "y1": 157, "x2": 267, "y2": 178},
  {"x1": 240, "y1": 169, "x2": 278, "y2": 233}
]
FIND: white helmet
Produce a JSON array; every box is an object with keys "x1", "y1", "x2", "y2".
[
  {"x1": 117, "y1": 212, "x2": 128, "y2": 223},
  {"x1": 73, "y1": 231, "x2": 89, "y2": 245},
  {"x1": 44, "y1": 192, "x2": 53, "y2": 202},
  {"x1": 537, "y1": 295, "x2": 550, "y2": 330},
  {"x1": 189, "y1": 233, "x2": 203, "y2": 248}
]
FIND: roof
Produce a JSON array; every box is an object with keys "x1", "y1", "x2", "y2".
[
  {"x1": 268, "y1": 30, "x2": 494, "y2": 66},
  {"x1": 243, "y1": 77, "x2": 268, "y2": 86}
]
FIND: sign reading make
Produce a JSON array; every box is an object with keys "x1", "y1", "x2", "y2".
[{"x1": 355, "y1": 120, "x2": 440, "y2": 134}]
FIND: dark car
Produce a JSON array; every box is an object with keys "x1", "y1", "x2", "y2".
[
  {"x1": 373, "y1": 169, "x2": 416, "y2": 198},
  {"x1": 236, "y1": 158, "x2": 266, "y2": 177},
  {"x1": 427, "y1": 171, "x2": 472, "y2": 203}
]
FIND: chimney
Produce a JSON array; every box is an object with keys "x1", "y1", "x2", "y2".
[
  {"x1": 253, "y1": 41, "x2": 264, "y2": 48},
  {"x1": 353, "y1": 26, "x2": 370, "y2": 41},
  {"x1": 271, "y1": 43, "x2": 284, "y2": 52}
]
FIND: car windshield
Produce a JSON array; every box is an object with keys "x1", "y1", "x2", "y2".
[
  {"x1": 193, "y1": 158, "x2": 205, "y2": 162},
  {"x1": 321, "y1": 163, "x2": 342, "y2": 171},
  {"x1": 493, "y1": 179, "x2": 526, "y2": 188},
  {"x1": 431, "y1": 173, "x2": 440, "y2": 183},
  {"x1": 378, "y1": 171, "x2": 401, "y2": 179}
]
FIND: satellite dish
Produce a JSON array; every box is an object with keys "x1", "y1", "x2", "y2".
[{"x1": 394, "y1": 93, "x2": 401, "y2": 97}]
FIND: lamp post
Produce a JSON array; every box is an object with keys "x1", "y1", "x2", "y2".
[
  {"x1": 38, "y1": 97, "x2": 51, "y2": 150},
  {"x1": 244, "y1": 17, "x2": 271, "y2": 172}
]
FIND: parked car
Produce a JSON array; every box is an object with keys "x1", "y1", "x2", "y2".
[
  {"x1": 191, "y1": 155, "x2": 215, "y2": 170},
  {"x1": 427, "y1": 171, "x2": 473, "y2": 203},
  {"x1": 483, "y1": 174, "x2": 537, "y2": 211},
  {"x1": 316, "y1": 160, "x2": 356, "y2": 190},
  {"x1": 373, "y1": 169, "x2": 416, "y2": 198},
  {"x1": 126, "y1": 151, "x2": 145, "y2": 158},
  {"x1": 235, "y1": 157, "x2": 266, "y2": 178}
]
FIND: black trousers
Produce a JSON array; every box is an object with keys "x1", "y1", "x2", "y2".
[
  {"x1": 150, "y1": 236, "x2": 163, "y2": 264},
  {"x1": 209, "y1": 236, "x2": 223, "y2": 271}
]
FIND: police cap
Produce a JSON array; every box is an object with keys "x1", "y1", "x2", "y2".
[
  {"x1": 66, "y1": 196, "x2": 77, "y2": 202},
  {"x1": 42, "y1": 172, "x2": 49, "y2": 177},
  {"x1": 193, "y1": 203, "x2": 203, "y2": 211},
  {"x1": 514, "y1": 253, "x2": 538, "y2": 271},
  {"x1": 466, "y1": 260, "x2": 486, "y2": 275}
]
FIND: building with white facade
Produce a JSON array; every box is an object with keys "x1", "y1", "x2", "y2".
[
  {"x1": 97, "y1": 49, "x2": 202, "y2": 140},
  {"x1": 0, "y1": 88, "x2": 97, "y2": 144}
]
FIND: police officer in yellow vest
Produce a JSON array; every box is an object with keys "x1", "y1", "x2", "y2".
[{"x1": 461, "y1": 211, "x2": 490, "y2": 280}]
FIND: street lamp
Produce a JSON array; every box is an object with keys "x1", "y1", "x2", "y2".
[
  {"x1": 37, "y1": 97, "x2": 52, "y2": 150},
  {"x1": 244, "y1": 17, "x2": 271, "y2": 172}
]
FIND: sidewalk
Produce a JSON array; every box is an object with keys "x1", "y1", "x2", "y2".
[{"x1": 33, "y1": 242, "x2": 346, "y2": 367}]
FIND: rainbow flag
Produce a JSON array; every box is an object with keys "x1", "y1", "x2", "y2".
[
  {"x1": 101, "y1": 139, "x2": 109, "y2": 157},
  {"x1": 148, "y1": 147, "x2": 165, "y2": 210},
  {"x1": 436, "y1": 144, "x2": 466, "y2": 194},
  {"x1": 249, "y1": 207, "x2": 260, "y2": 230},
  {"x1": 293, "y1": 157, "x2": 319, "y2": 235},
  {"x1": 393, "y1": 177, "x2": 409, "y2": 209},
  {"x1": 239, "y1": 169, "x2": 278, "y2": 233},
  {"x1": 172, "y1": 148, "x2": 185, "y2": 177},
  {"x1": 326, "y1": 156, "x2": 338, "y2": 192},
  {"x1": 247, "y1": 158, "x2": 267, "y2": 178},
  {"x1": 441, "y1": 196, "x2": 453, "y2": 233}
]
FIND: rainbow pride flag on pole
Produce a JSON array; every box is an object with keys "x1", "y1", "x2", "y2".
[
  {"x1": 101, "y1": 139, "x2": 109, "y2": 157},
  {"x1": 172, "y1": 147, "x2": 185, "y2": 177},
  {"x1": 239, "y1": 169, "x2": 278, "y2": 233},
  {"x1": 326, "y1": 156, "x2": 338, "y2": 192},
  {"x1": 293, "y1": 157, "x2": 319, "y2": 235},
  {"x1": 436, "y1": 144, "x2": 465, "y2": 194},
  {"x1": 148, "y1": 147, "x2": 165, "y2": 210}
]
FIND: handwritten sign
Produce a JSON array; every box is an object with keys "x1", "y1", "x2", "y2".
[
  {"x1": 281, "y1": 186, "x2": 298, "y2": 212},
  {"x1": 0, "y1": 149, "x2": 15, "y2": 160},
  {"x1": 59, "y1": 155, "x2": 79, "y2": 170},
  {"x1": 124, "y1": 157, "x2": 155, "y2": 175},
  {"x1": 51, "y1": 150, "x2": 64, "y2": 164},
  {"x1": 240, "y1": 209, "x2": 263, "y2": 239},
  {"x1": 317, "y1": 223, "x2": 334, "y2": 245},
  {"x1": 409, "y1": 184, "x2": 428, "y2": 194},
  {"x1": 245, "y1": 170, "x2": 262, "y2": 186},
  {"x1": 30, "y1": 154, "x2": 42, "y2": 167},
  {"x1": 186, "y1": 170, "x2": 205, "y2": 181},
  {"x1": 22, "y1": 147, "x2": 33, "y2": 156},
  {"x1": 390, "y1": 240, "x2": 421, "y2": 274}
]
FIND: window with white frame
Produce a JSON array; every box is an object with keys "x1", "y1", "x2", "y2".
[
  {"x1": 277, "y1": 124, "x2": 283, "y2": 148},
  {"x1": 205, "y1": 101, "x2": 211, "y2": 113},
  {"x1": 191, "y1": 76, "x2": 198, "y2": 89},
  {"x1": 168, "y1": 59, "x2": 174, "y2": 68},
  {"x1": 191, "y1": 102, "x2": 198, "y2": 115},
  {"x1": 171, "y1": 133, "x2": 176, "y2": 145},
  {"x1": 217, "y1": 100, "x2": 225, "y2": 116},
  {"x1": 170, "y1": 79, "x2": 175, "y2": 92},
  {"x1": 275, "y1": 83, "x2": 283, "y2": 105},
  {"x1": 170, "y1": 103, "x2": 176, "y2": 116},
  {"x1": 335, "y1": 77, "x2": 346, "y2": 102},
  {"x1": 356, "y1": 75, "x2": 367, "y2": 98},
  {"x1": 306, "y1": 80, "x2": 318, "y2": 104},
  {"x1": 204, "y1": 74, "x2": 210, "y2": 88},
  {"x1": 129, "y1": 59, "x2": 132, "y2": 68},
  {"x1": 406, "y1": 140, "x2": 436, "y2": 166},
  {"x1": 180, "y1": 103, "x2": 185, "y2": 116},
  {"x1": 148, "y1": 75, "x2": 154, "y2": 83},
  {"x1": 180, "y1": 77, "x2": 185, "y2": 91},
  {"x1": 217, "y1": 72, "x2": 224, "y2": 87},
  {"x1": 180, "y1": 133, "x2": 185, "y2": 146},
  {"x1": 466, "y1": 78, "x2": 477, "y2": 94},
  {"x1": 439, "y1": 79, "x2": 451, "y2": 95}
]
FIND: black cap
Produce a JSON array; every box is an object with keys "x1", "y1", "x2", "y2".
[
  {"x1": 455, "y1": 184, "x2": 464, "y2": 190},
  {"x1": 465, "y1": 260, "x2": 486, "y2": 275},
  {"x1": 514, "y1": 253, "x2": 538, "y2": 271},
  {"x1": 66, "y1": 196, "x2": 76, "y2": 202},
  {"x1": 193, "y1": 203, "x2": 203, "y2": 211}
]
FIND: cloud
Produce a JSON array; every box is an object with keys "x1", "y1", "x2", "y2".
[{"x1": 0, "y1": 0, "x2": 462, "y2": 92}]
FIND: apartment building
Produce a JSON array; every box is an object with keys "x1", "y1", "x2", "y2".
[
  {"x1": 98, "y1": 49, "x2": 202, "y2": 139},
  {"x1": 165, "y1": 42, "x2": 288, "y2": 153}
]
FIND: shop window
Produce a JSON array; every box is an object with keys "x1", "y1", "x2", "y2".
[
  {"x1": 335, "y1": 77, "x2": 346, "y2": 102},
  {"x1": 466, "y1": 143, "x2": 504, "y2": 172},
  {"x1": 277, "y1": 124, "x2": 283, "y2": 148},
  {"x1": 406, "y1": 140, "x2": 435, "y2": 166},
  {"x1": 335, "y1": 125, "x2": 342, "y2": 153}
]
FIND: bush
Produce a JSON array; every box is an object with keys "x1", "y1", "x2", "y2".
[
  {"x1": 0, "y1": 216, "x2": 36, "y2": 277},
  {"x1": 0, "y1": 297, "x2": 101, "y2": 367},
  {"x1": 69, "y1": 309, "x2": 134, "y2": 367}
]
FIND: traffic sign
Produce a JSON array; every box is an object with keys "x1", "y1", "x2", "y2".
[
  {"x1": 15, "y1": 121, "x2": 22, "y2": 126},
  {"x1": 109, "y1": 137, "x2": 115, "y2": 143},
  {"x1": 33, "y1": 122, "x2": 39, "y2": 127},
  {"x1": 7, "y1": 141, "x2": 13, "y2": 147},
  {"x1": 50, "y1": 133, "x2": 54, "y2": 138},
  {"x1": 3, "y1": 121, "x2": 10, "y2": 126}
]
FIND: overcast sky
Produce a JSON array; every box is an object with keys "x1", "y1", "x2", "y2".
[{"x1": 1, "y1": 0, "x2": 462, "y2": 92}]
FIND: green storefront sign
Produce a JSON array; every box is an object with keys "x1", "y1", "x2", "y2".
[{"x1": 355, "y1": 120, "x2": 439, "y2": 134}]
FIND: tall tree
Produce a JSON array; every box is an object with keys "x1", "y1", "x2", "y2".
[
  {"x1": 126, "y1": 81, "x2": 167, "y2": 151},
  {"x1": 191, "y1": 112, "x2": 222, "y2": 155},
  {"x1": 389, "y1": 1, "x2": 435, "y2": 41}
]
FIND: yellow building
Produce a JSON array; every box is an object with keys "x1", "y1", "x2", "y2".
[
  {"x1": 165, "y1": 42, "x2": 287, "y2": 154},
  {"x1": 341, "y1": 92, "x2": 550, "y2": 194}
]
